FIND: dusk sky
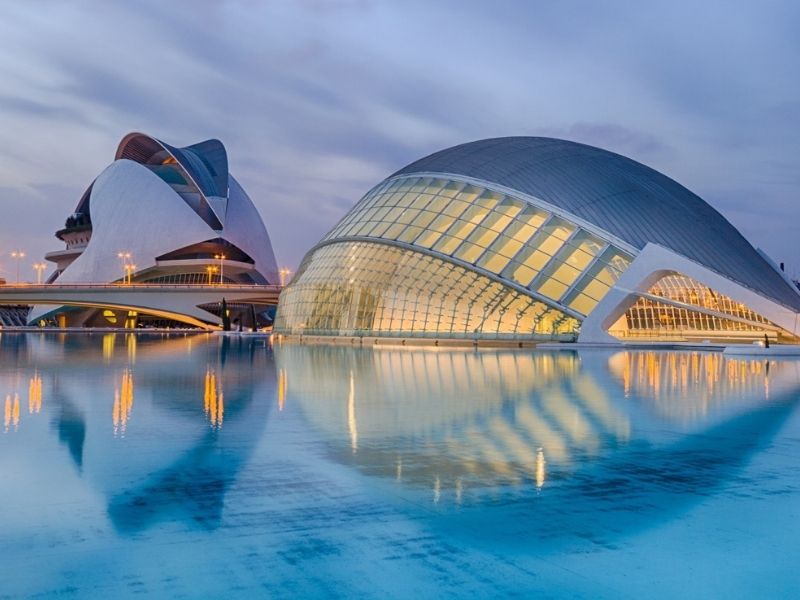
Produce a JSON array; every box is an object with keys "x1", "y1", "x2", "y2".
[{"x1": 0, "y1": 0, "x2": 798, "y2": 281}]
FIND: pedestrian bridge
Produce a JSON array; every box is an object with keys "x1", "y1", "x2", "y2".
[{"x1": 0, "y1": 283, "x2": 282, "y2": 329}]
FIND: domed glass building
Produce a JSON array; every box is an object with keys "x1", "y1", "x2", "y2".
[{"x1": 275, "y1": 137, "x2": 800, "y2": 344}]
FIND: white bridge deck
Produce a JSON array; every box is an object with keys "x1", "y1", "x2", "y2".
[{"x1": 0, "y1": 283, "x2": 283, "y2": 329}]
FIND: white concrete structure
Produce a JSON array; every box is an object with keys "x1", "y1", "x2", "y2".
[
  {"x1": 0, "y1": 284, "x2": 280, "y2": 329},
  {"x1": 31, "y1": 133, "x2": 279, "y2": 327}
]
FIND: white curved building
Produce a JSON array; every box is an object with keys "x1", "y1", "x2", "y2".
[
  {"x1": 33, "y1": 133, "x2": 279, "y2": 327},
  {"x1": 275, "y1": 137, "x2": 800, "y2": 344}
]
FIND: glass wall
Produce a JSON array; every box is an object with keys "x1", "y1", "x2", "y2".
[
  {"x1": 323, "y1": 176, "x2": 633, "y2": 317},
  {"x1": 274, "y1": 241, "x2": 579, "y2": 340},
  {"x1": 612, "y1": 273, "x2": 796, "y2": 342}
]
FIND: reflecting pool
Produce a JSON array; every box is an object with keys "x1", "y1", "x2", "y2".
[{"x1": 1, "y1": 333, "x2": 799, "y2": 598}]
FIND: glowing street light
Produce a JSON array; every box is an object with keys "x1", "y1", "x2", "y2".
[
  {"x1": 117, "y1": 251, "x2": 131, "y2": 283},
  {"x1": 279, "y1": 267, "x2": 292, "y2": 287},
  {"x1": 32, "y1": 262, "x2": 47, "y2": 285},
  {"x1": 124, "y1": 263, "x2": 137, "y2": 285},
  {"x1": 214, "y1": 254, "x2": 226, "y2": 285},
  {"x1": 10, "y1": 250, "x2": 26, "y2": 284},
  {"x1": 205, "y1": 265, "x2": 219, "y2": 286}
]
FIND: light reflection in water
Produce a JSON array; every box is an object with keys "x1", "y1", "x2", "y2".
[
  {"x1": 277, "y1": 368, "x2": 287, "y2": 411},
  {"x1": 28, "y1": 373, "x2": 42, "y2": 414},
  {"x1": 275, "y1": 343, "x2": 800, "y2": 506},
  {"x1": 4, "y1": 393, "x2": 20, "y2": 432},
  {"x1": 347, "y1": 370, "x2": 357, "y2": 452},
  {"x1": 112, "y1": 369, "x2": 134, "y2": 436},
  {"x1": 103, "y1": 333, "x2": 116, "y2": 362},
  {"x1": 610, "y1": 351, "x2": 793, "y2": 421},
  {"x1": 276, "y1": 345, "x2": 628, "y2": 499},
  {"x1": 204, "y1": 367, "x2": 224, "y2": 429}
]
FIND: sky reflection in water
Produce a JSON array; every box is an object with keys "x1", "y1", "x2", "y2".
[{"x1": 0, "y1": 333, "x2": 798, "y2": 598}]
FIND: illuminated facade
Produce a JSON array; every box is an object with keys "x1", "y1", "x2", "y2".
[
  {"x1": 31, "y1": 132, "x2": 279, "y2": 327},
  {"x1": 276, "y1": 137, "x2": 800, "y2": 343}
]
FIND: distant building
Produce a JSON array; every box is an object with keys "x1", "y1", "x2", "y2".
[
  {"x1": 30, "y1": 132, "x2": 279, "y2": 327},
  {"x1": 275, "y1": 137, "x2": 800, "y2": 344}
]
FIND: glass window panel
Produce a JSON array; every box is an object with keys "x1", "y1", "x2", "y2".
[
  {"x1": 536, "y1": 279, "x2": 567, "y2": 300},
  {"x1": 453, "y1": 242, "x2": 485, "y2": 264},
  {"x1": 433, "y1": 234, "x2": 462, "y2": 256},
  {"x1": 480, "y1": 211, "x2": 515, "y2": 234},
  {"x1": 568, "y1": 230, "x2": 605, "y2": 257},
  {"x1": 456, "y1": 184, "x2": 483, "y2": 203},
  {"x1": 484, "y1": 234, "x2": 524, "y2": 260},
  {"x1": 464, "y1": 225, "x2": 499, "y2": 249},
  {"x1": 383, "y1": 206, "x2": 406, "y2": 222},
  {"x1": 461, "y1": 204, "x2": 492, "y2": 225},
  {"x1": 410, "y1": 193, "x2": 435, "y2": 210},
  {"x1": 471, "y1": 189, "x2": 501, "y2": 209},
  {"x1": 517, "y1": 206, "x2": 550, "y2": 230},
  {"x1": 394, "y1": 178, "x2": 416, "y2": 191},
  {"x1": 442, "y1": 199, "x2": 470, "y2": 218},
  {"x1": 537, "y1": 235, "x2": 567, "y2": 257},
  {"x1": 368, "y1": 221, "x2": 392, "y2": 238},
  {"x1": 426, "y1": 196, "x2": 449, "y2": 213},
  {"x1": 508, "y1": 263, "x2": 537, "y2": 287},
  {"x1": 478, "y1": 250, "x2": 512, "y2": 274},
  {"x1": 494, "y1": 197, "x2": 525, "y2": 217},
  {"x1": 544, "y1": 262, "x2": 581, "y2": 287},
  {"x1": 409, "y1": 210, "x2": 437, "y2": 230},
  {"x1": 396, "y1": 225, "x2": 424, "y2": 243},
  {"x1": 438, "y1": 181, "x2": 464, "y2": 198},
  {"x1": 540, "y1": 216, "x2": 575, "y2": 241},
  {"x1": 395, "y1": 208, "x2": 421, "y2": 225}
]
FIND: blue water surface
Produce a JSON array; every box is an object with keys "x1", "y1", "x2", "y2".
[{"x1": 1, "y1": 333, "x2": 799, "y2": 598}]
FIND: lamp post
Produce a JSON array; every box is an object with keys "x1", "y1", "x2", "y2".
[
  {"x1": 10, "y1": 250, "x2": 26, "y2": 284},
  {"x1": 117, "y1": 251, "x2": 131, "y2": 283},
  {"x1": 124, "y1": 263, "x2": 137, "y2": 285},
  {"x1": 32, "y1": 262, "x2": 46, "y2": 285},
  {"x1": 279, "y1": 267, "x2": 292, "y2": 287},
  {"x1": 206, "y1": 265, "x2": 218, "y2": 286},
  {"x1": 214, "y1": 254, "x2": 226, "y2": 285}
]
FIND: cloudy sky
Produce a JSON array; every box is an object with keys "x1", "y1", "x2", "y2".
[{"x1": 0, "y1": 0, "x2": 798, "y2": 282}]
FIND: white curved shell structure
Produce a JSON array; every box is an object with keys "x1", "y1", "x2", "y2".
[{"x1": 33, "y1": 133, "x2": 279, "y2": 325}]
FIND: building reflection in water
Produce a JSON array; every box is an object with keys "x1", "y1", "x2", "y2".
[
  {"x1": 610, "y1": 350, "x2": 799, "y2": 421},
  {"x1": 275, "y1": 343, "x2": 800, "y2": 506},
  {"x1": 275, "y1": 345, "x2": 633, "y2": 499}
]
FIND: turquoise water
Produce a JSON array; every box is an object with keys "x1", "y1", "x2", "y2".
[{"x1": 1, "y1": 333, "x2": 799, "y2": 598}]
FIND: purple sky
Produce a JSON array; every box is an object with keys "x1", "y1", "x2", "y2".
[{"x1": 0, "y1": 0, "x2": 798, "y2": 282}]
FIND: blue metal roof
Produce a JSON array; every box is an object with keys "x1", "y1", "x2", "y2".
[{"x1": 393, "y1": 137, "x2": 800, "y2": 311}]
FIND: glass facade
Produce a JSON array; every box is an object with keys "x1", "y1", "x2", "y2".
[
  {"x1": 274, "y1": 241, "x2": 579, "y2": 340},
  {"x1": 323, "y1": 176, "x2": 633, "y2": 317},
  {"x1": 611, "y1": 273, "x2": 796, "y2": 342},
  {"x1": 276, "y1": 175, "x2": 797, "y2": 343}
]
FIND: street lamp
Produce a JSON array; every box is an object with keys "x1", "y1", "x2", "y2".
[
  {"x1": 32, "y1": 262, "x2": 46, "y2": 285},
  {"x1": 124, "y1": 263, "x2": 137, "y2": 285},
  {"x1": 214, "y1": 254, "x2": 226, "y2": 285},
  {"x1": 117, "y1": 251, "x2": 131, "y2": 283},
  {"x1": 10, "y1": 250, "x2": 26, "y2": 284},
  {"x1": 279, "y1": 267, "x2": 292, "y2": 287},
  {"x1": 205, "y1": 265, "x2": 219, "y2": 286}
]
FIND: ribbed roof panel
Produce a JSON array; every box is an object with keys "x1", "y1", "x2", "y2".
[{"x1": 393, "y1": 137, "x2": 800, "y2": 311}]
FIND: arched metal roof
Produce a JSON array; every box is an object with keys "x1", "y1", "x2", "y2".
[
  {"x1": 393, "y1": 137, "x2": 800, "y2": 311},
  {"x1": 116, "y1": 133, "x2": 229, "y2": 198}
]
